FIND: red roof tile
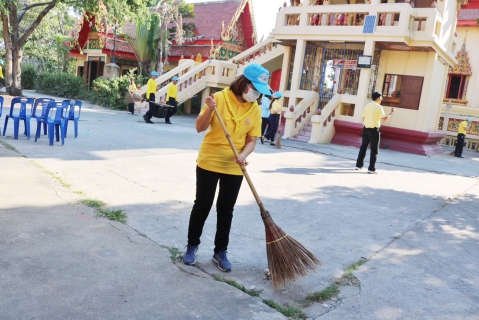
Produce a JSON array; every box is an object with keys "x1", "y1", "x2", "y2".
[
  {"x1": 458, "y1": 9, "x2": 479, "y2": 20},
  {"x1": 183, "y1": 0, "x2": 242, "y2": 40}
]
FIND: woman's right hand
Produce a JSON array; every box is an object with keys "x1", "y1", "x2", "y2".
[{"x1": 205, "y1": 94, "x2": 216, "y2": 111}]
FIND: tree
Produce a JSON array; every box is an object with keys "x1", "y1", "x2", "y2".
[
  {"x1": 0, "y1": 0, "x2": 146, "y2": 95},
  {"x1": 126, "y1": 0, "x2": 195, "y2": 76}
]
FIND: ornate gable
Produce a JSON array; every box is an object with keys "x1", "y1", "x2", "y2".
[{"x1": 449, "y1": 43, "x2": 472, "y2": 76}]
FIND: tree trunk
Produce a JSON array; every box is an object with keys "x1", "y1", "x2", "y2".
[{"x1": 9, "y1": 45, "x2": 24, "y2": 96}]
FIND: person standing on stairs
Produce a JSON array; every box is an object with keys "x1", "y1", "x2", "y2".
[
  {"x1": 261, "y1": 91, "x2": 283, "y2": 146},
  {"x1": 165, "y1": 76, "x2": 179, "y2": 124},
  {"x1": 144, "y1": 71, "x2": 159, "y2": 124}
]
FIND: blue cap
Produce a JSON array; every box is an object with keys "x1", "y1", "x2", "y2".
[
  {"x1": 467, "y1": 118, "x2": 471, "y2": 123},
  {"x1": 274, "y1": 92, "x2": 282, "y2": 99},
  {"x1": 0, "y1": 60, "x2": 3, "y2": 64},
  {"x1": 151, "y1": 71, "x2": 159, "y2": 76},
  {"x1": 172, "y1": 76, "x2": 179, "y2": 81},
  {"x1": 243, "y1": 63, "x2": 270, "y2": 95}
]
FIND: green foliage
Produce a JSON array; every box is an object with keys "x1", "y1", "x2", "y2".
[
  {"x1": 21, "y1": 64, "x2": 37, "y2": 89},
  {"x1": 35, "y1": 72, "x2": 86, "y2": 98},
  {"x1": 95, "y1": 208, "x2": 127, "y2": 223},
  {"x1": 304, "y1": 284, "x2": 339, "y2": 303},
  {"x1": 78, "y1": 199, "x2": 108, "y2": 209},
  {"x1": 262, "y1": 299, "x2": 307, "y2": 319},
  {"x1": 89, "y1": 70, "x2": 147, "y2": 110}
]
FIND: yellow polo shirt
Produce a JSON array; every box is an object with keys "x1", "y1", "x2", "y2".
[
  {"x1": 146, "y1": 78, "x2": 157, "y2": 100},
  {"x1": 362, "y1": 101, "x2": 385, "y2": 128},
  {"x1": 270, "y1": 100, "x2": 282, "y2": 114},
  {"x1": 166, "y1": 83, "x2": 178, "y2": 101},
  {"x1": 458, "y1": 120, "x2": 468, "y2": 134},
  {"x1": 197, "y1": 88, "x2": 261, "y2": 176},
  {"x1": 128, "y1": 84, "x2": 136, "y2": 93}
]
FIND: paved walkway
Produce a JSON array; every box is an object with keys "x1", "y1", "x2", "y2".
[{"x1": 1, "y1": 90, "x2": 478, "y2": 319}]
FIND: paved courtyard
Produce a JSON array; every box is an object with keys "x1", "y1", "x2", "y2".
[{"x1": 1, "y1": 90, "x2": 478, "y2": 319}]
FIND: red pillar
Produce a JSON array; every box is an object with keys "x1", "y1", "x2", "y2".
[{"x1": 270, "y1": 69, "x2": 282, "y2": 91}]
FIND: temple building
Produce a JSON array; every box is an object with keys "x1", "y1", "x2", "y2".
[{"x1": 69, "y1": 0, "x2": 258, "y2": 87}]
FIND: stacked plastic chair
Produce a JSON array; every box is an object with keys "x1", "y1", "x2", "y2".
[
  {"x1": 46, "y1": 101, "x2": 67, "y2": 146},
  {"x1": 63, "y1": 100, "x2": 82, "y2": 138},
  {"x1": 33, "y1": 98, "x2": 55, "y2": 142},
  {"x1": 2, "y1": 97, "x2": 35, "y2": 139}
]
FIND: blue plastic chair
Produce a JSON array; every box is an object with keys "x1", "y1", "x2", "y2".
[
  {"x1": 46, "y1": 103, "x2": 67, "y2": 146},
  {"x1": 0, "y1": 96, "x2": 4, "y2": 133},
  {"x1": 33, "y1": 98, "x2": 56, "y2": 141},
  {"x1": 2, "y1": 97, "x2": 35, "y2": 139},
  {"x1": 63, "y1": 100, "x2": 82, "y2": 138}
]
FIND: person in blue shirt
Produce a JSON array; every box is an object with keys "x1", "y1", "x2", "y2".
[{"x1": 260, "y1": 92, "x2": 272, "y2": 137}]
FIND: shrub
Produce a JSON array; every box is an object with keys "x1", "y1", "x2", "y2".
[
  {"x1": 35, "y1": 72, "x2": 86, "y2": 98},
  {"x1": 90, "y1": 70, "x2": 147, "y2": 110},
  {"x1": 21, "y1": 63, "x2": 37, "y2": 89}
]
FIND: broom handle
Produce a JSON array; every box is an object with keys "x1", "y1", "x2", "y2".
[{"x1": 212, "y1": 106, "x2": 267, "y2": 212}]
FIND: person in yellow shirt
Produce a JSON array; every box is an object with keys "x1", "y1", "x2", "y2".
[
  {"x1": 182, "y1": 63, "x2": 271, "y2": 272},
  {"x1": 0, "y1": 59, "x2": 4, "y2": 79},
  {"x1": 355, "y1": 92, "x2": 394, "y2": 174},
  {"x1": 454, "y1": 118, "x2": 471, "y2": 158},
  {"x1": 143, "y1": 71, "x2": 159, "y2": 124},
  {"x1": 125, "y1": 77, "x2": 141, "y2": 115},
  {"x1": 261, "y1": 91, "x2": 282, "y2": 146},
  {"x1": 165, "y1": 76, "x2": 179, "y2": 124}
]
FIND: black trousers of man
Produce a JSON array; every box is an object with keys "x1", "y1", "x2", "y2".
[
  {"x1": 454, "y1": 133, "x2": 466, "y2": 157},
  {"x1": 187, "y1": 166, "x2": 243, "y2": 253},
  {"x1": 165, "y1": 98, "x2": 178, "y2": 124},
  {"x1": 356, "y1": 127, "x2": 380, "y2": 172},
  {"x1": 144, "y1": 93, "x2": 156, "y2": 121}
]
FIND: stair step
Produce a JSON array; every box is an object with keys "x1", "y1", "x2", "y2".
[
  {"x1": 292, "y1": 135, "x2": 310, "y2": 142},
  {"x1": 303, "y1": 125, "x2": 312, "y2": 132},
  {"x1": 299, "y1": 130, "x2": 311, "y2": 136}
]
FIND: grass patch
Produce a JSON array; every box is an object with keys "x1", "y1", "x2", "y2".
[
  {"x1": 30, "y1": 160, "x2": 71, "y2": 188},
  {"x1": 304, "y1": 284, "x2": 340, "y2": 303},
  {"x1": 78, "y1": 198, "x2": 107, "y2": 208},
  {"x1": 74, "y1": 190, "x2": 85, "y2": 196},
  {"x1": 95, "y1": 208, "x2": 127, "y2": 223},
  {"x1": 345, "y1": 258, "x2": 367, "y2": 274},
  {"x1": 262, "y1": 299, "x2": 307, "y2": 319},
  {"x1": 213, "y1": 275, "x2": 263, "y2": 297},
  {"x1": 166, "y1": 246, "x2": 183, "y2": 262},
  {"x1": 0, "y1": 140, "x2": 19, "y2": 153}
]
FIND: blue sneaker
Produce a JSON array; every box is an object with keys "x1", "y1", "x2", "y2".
[
  {"x1": 183, "y1": 245, "x2": 198, "y2": 265},
  {"x1": 212, "y1": 251, "x2": 232, "y2": 272}
]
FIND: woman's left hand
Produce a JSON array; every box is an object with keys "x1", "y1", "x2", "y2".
[{"x1": 234, "y1": 154, "x2": 248, "y2": 166}]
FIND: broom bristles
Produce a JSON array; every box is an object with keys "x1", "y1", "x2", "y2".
[{"x1": 261, "y1": 209, "x2": 321, "y2": 288}]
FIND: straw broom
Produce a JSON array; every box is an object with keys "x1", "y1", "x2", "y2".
[
  {"x1": 213, "y1": 106, "x2": 321, "y2": 288},
  {"x1": 275, "y1": 111, "x2": 282, "y2": 149}
]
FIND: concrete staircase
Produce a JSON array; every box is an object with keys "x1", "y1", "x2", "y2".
[{"x1": 290, "y1": 120, "x2": 312, "y2": 142}]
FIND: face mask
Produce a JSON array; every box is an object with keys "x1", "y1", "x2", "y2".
[{"x1": 242, "y1": 86, "x2": 261, "y2": 102}]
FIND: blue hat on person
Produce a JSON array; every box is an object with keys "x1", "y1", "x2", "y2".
[
  {"x1": 172, "y1": 76, "x2": 179, "y2": 81},
  {"x1": 467, "y1": 118, "x2": 471, "y2": 123},
  {"x1": 151, "y1": 71, "x2": 159, "y2": 76},
  {"x1": 0, "y1": 60, "x2": 3, "y2": 64},
  {"x1": 274, "y1": 92, "x2": 282, "y2": 99},
  {"x1": 243, "y1": 63, "x2": 271, "y2": 95}
]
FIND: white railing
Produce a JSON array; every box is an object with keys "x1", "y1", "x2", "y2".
[
  {"x1": 274, "y1": 3, "x2": 441, "y2": 41},
  {"x1": 309, "y1": 94, "x2": 342, "y2": 144},
  {"x1": 282, "y1": 90, "x2": 319, "y2": 139},
  {"x1": 229, "y1": 37, "x2": 285, "y2": 77}
]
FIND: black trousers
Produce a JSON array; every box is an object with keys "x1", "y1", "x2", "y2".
[
  {"x1": 454, "y1": 133, "x2": 465, "y2": 156},
  {"x1": 261, "y1": 117, "x2": 270, "y2": 136},
  {"x1": 187, "y1": 166, "x2": 243, "y2": 253},
  {"x1": 356, "y1": 127, "x2": 380, "y2": 171},
  {"x1": 165, "y1": 98, "x2": 178, "y2": 122},
  {"x1": 264, "y1": 114, "x2": 280, "y2": 141},
  {"x1": 145, "y1": 93, "x2": 156, "y2": 120},
  {"x1": 128, "y1": 103, "x2": 134, "y2": 114}
]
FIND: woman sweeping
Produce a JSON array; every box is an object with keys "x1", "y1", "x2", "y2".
[
  {"x1": 183, "y1": 63, "x2": 271, "y2": 271},
  {"x1": 261, "y1": 91, "x2": 283, "y2": 146}
]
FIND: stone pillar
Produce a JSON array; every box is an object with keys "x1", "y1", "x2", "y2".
[
  {"x1": 184, "y1": 98, "x2": 192, "y2": 114},
  {"x1": 103, "y1": 63, "x2": 120, "y2": 79},
  {"x1": 201, "y1": 87, "x2": 211, "y2": 108},
  {"x1": 279, "y1": 46, "x2": 292, "y2": 95},
  {"x1": 353, "y1": 39, "x2": 375, "y2": 123},
  {"x1": 289, "y1": 39, "x2": 307, "y2": 105}
]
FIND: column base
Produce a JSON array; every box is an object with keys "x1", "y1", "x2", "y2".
[{"x1": 331, "y1": 120, "x2": 445, "y2": 156}]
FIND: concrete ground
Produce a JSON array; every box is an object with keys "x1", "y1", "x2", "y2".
[{"x1": 0, "y1": 90, "x2": 478, "y2": 320}]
